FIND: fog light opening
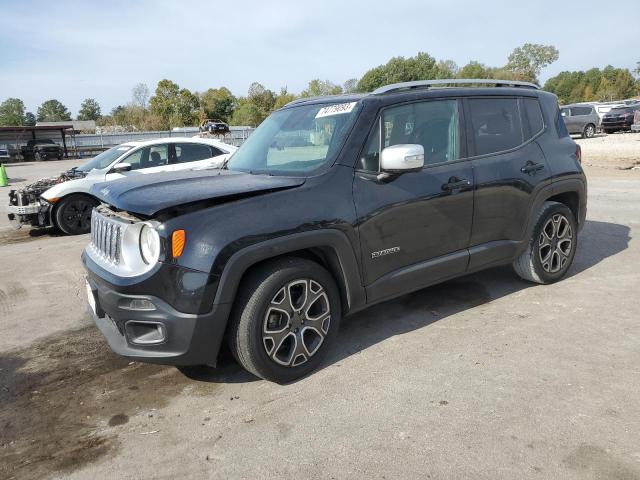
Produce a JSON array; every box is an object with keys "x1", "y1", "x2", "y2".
[{"x1": 125, "y1": 321, "x2": 166, "y2": 345}]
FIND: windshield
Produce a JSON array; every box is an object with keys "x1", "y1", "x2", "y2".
[
  {"x1": 610, "y1": 107, "x2": 632, "y2": 114},
  {"x1": 76, "y1": 145, "x2": 133, "y2": 172},
  {"x1": 227, "y1": 101, "x2": 360, "y2": 175}
]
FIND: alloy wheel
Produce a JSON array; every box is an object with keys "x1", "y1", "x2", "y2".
[
  {"x1": 538, "y1": 213, "x2": 573, "y2": 273},
  {"x1": 262, "y1": 279, "x2": 331, "y2": 367}
]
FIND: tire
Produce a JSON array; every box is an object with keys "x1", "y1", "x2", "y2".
[
  {"x1": 513, "y1": 201, "x2": 578, "y2": 284},
  {"x1": 54, "y1": 194, "x2": 99, "y2": 235},
  {"x1": 227, "y1": 257, "x2": 341, "y2": 383},
  {"x1": 34, "y1": 151, "x2": 42, "y2": 162},
  {"x1": 582, "y1": 123, "x2": 596, "y2": 138}
]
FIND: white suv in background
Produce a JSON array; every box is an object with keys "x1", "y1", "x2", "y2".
[{"x1": 7, "y1": 137, "x2": 237, "y2": 235}]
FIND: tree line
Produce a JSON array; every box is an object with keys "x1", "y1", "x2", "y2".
[{"x1": 1, "y1": 46, "x2": 638, "y2": 130}]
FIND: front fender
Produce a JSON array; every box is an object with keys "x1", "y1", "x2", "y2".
[{"x1": 213, "y1": 229, "x2": 366, "y2": 314}]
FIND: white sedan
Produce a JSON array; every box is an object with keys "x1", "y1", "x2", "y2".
[{"x1": 7, "y1": 137, "x2": 236, "y2": 235}]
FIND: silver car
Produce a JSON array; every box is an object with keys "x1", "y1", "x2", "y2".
[{"x1": 560, "y1": 104, "x2": 600, "y2": 138}]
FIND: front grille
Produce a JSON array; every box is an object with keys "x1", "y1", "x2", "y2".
[{"x1": 90, "y1": 209, "x2": 123, "y2": 264}]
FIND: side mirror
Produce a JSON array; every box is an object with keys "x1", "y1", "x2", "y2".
[
  {"x1": 112, "y1": 162, "x2": 132, "y2": 173},
  {"x1": 380, "y1": 144, "x2": 424, "y2": 173}
]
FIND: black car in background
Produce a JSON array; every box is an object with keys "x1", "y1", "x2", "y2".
[
  {"x1": 601, "y1": 105, "x2": 640, "y2": 133},
  {"x1": 20, "y1": 139, "x2": 64, "y2": 160},
  {"x1": 199, "y1": 119, "x2": 230, "y2": 134}
]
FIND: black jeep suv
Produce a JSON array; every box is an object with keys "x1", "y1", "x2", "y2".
[{"x1": 83, "y1": 79, "x2": 587, "y2": 383}]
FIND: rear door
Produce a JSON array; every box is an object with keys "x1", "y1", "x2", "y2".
[
  {"x1": 465, "y1": 96, "x2": 552, "y2": 269},
  {"x1": 353, "y1": 98, "x2": 474, "y2": 300}
]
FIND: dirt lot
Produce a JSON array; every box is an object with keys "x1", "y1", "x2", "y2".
[{"x1": 1, "y1": 134, "x2": 639, "y2": 479}]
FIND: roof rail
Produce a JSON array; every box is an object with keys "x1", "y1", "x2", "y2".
[{"x1": 372, "y1": 79, "x2": 539, "y2": 95}]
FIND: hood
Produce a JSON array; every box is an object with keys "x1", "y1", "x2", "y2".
[{"x1": 90, "y1": 169, "x2": 306, "y2": 216}]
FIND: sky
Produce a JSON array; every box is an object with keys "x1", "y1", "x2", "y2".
[{"x1": 0, "y1": 0, "x2": 637, "y2": 117}]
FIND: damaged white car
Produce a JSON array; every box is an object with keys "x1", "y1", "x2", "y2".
[{"x1": 7, "y1": 137, "x2": 237, "y2": 235}]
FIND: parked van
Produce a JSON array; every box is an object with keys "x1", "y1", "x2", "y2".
[{"x1": 560, "y1": 104, "x2": 599, "y2": 138}]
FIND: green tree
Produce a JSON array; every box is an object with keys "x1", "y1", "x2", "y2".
[
  {"x1": 230, "y1": 99, "x2": 263, "y2": 126},
  {"x1": 301, "y1": 79, "x2": 343, "y2": 97},
  {"x1": 37, "y1": 99, "x2": 71, "y2": 122},
  {"x1": 149, "y1": 79, "x2": 199, "y2": 128},
  {"x1": 273, "y1": 87, "x2": 297, "y2": 110},
  {"x1": 24, "y1": 111, "x2": 36, "y2": 126},
  {"x1": 199, "y1": 87, "x2": 236, "y2": 122},
  {"x1": 357, "y1": 52, "x2": 442, "y2": 92},
  {"x1": 174, "y1": 88, "x2": 200, "y2": 127},
  {"x1": 0, "y1": 98, "x2": 26, "y2": 126},
  {"x1": 506, "y1": 43, "x2": 559, "y2": 83},
  {"x1": 544, "y1": 66, "x2": 639, "y2": 103},
  {"x1": 436, "y1": 60, "x2": 459, "y2": 78},
  {"x1": 77, "y1": 98, "x2": 101, "y2": 121},
  {"x1": 458, "y1": 61, "x2": 492, "y2": 79},
  {"x1": 247, "y1": 82, "x2": 276, "y2": 117},
  {"x1": 149, "y1": 79, "x2": 180, "y2": 129}
]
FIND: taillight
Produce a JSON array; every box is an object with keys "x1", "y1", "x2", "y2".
[{"x1": 575, "y1": 144, "x2": 582, "y2": 164}]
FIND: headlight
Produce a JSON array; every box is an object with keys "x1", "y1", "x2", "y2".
[{"x1": 139, "y1": 224, "x2": 160, "y2": 264}]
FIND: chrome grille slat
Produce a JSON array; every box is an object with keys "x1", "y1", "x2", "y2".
[{"x1": 90, "y1": 208, "x2": 124, "y2": 265}]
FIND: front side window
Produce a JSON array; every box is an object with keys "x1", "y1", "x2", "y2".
[
  {"x1": 227, "y1": 101, "x2": 360, "y2": 175},
  {"x1": 468, "y1": 98, "x2": 524, "y2": 156},
  {"x1": 359, "y1": 99, "x2": 460, "y2": 171},
  {"x1": 173, "y1": 143, "x2": 219, "y2": 164},
  {"x1": 76, "y1": 145, "x2": 132, "y2": 172},
  {"x1": 122, "y1": 144, "x2": 169, "y2": 170}
]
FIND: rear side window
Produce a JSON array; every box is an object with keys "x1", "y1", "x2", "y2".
[
  {"x1": 571, "y1": 106, "x2": 592, "y2": 116},
  {"x1": 173, "y1": 143, "x2": 220, "y2": 164},
  {"x1": 523, "y1": 98, "x2": 545, "y2": 138},
  {"x1": 468, "y1": 98, "x2": 524, "y2": 156}
]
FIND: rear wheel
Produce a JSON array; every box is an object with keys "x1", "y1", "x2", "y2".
[
  {"x1": 513, "y1": 201, "x2": 577, "y2": 284},
  {"x1": 582, "y1": 123, "x2": 596, "y2": 138},
  {"x1": 54, "y1": 194, "x2": 99, "y2": 235},
  {"x1": 227, "y1": 257, "x2": 341, "y2": 383}
]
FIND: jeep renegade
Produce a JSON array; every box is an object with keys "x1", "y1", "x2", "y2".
[{"x1": 83, "y1": 79, "x2": 587, "y2": 383}]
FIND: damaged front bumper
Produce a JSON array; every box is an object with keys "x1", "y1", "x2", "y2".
[{"x1": 7, "y1": 191, "x2": 53, "y2": 229}]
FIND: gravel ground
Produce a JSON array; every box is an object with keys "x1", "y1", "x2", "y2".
[
  {"x1": 575, "y1": 132, "x2": 640, "y2": 169},
  {"x1": 1, "y1": 138, "x2": 639, "y2": 479}
]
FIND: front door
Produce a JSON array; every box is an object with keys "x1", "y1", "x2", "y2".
[
  {"x1": 105, "y1": 143, "x2": 172, "y2": 181},
  {"x1": 353, "y1": 98, "x2": 474, "y2": 302}
]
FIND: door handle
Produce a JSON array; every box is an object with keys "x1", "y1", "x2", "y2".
[
  {"x1": 521, "y1": 161, "x2": 545, "y2": 175},
  {"x1": 442, "y1": 177, "x2": 471, "y2": 191}
]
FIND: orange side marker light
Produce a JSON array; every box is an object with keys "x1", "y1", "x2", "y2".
[{"x1": 172, "y1": 230, "x2": 186, "y2": 258}]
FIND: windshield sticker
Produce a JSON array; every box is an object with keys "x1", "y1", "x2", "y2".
[{"x1": 315, "y1": 102, "x2": 357, "y2": 119}]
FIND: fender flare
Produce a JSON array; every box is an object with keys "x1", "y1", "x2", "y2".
[
  {"x1": 518, "y1": 177, "x2": 586, "y2": 255},
  {"x1": 212, "y1": 229, "x2": 366, "y2": 314}
]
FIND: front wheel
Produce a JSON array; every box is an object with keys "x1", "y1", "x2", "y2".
[
  {"x1": 54, "y1": 194, "x2": 99, "y2": 235},
  {"x1": 513, "y1": 201, "x2": 578, "y2": 284},
  {"x1": 227, "y1": 257, "x2": 341, "y2": 383}
]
